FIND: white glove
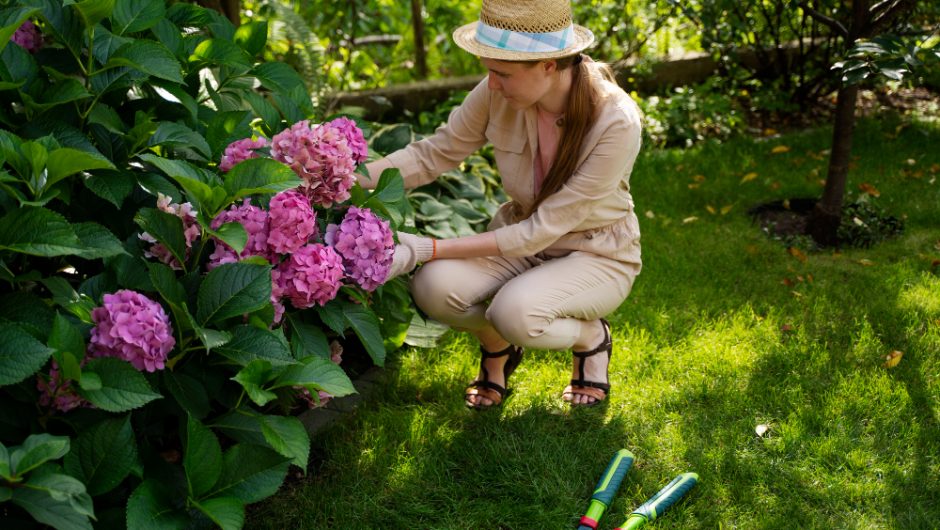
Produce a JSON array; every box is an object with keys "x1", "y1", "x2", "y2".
[{"x1": 386, "y1": 232, "x2": 435, "y2": 280}]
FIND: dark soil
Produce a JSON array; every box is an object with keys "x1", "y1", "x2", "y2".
[{"x1": 747, "y1": 198, "x2": 817, "y2": 239}]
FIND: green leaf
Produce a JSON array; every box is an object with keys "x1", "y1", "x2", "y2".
[
  {"x1": 285, "y1": 315, "x2": 330, "y2": 360},
  {"x1": 0, "y1": 323, "x2": 55, "y2": 387},
  {"x1": 234, "y1": 20, "x2": 267, "y2": 55},
  {"x1": 10, "y1": 434, "x2": 70, "y2": 476},
  {"x1": 222, "y1": 157, "x2": 301, "y2": 200},
  {"x1": 148, "y1": 122, "x2": 211, "y2": 161},
  {"x1": 196, "y1": 262, "x2": 272, "y2": 325},
  {"x1": 193, "y1": 496, "x2": 244, "y2": 530},
  {"x1": 215, "y1": 325, "x2": 295, "y2": 367},
  {"x1": 77, "y1": 358, "x2": 162, "y2": 412},
  {"x1": 135, "y1": 207, "x2": 186, "y2": 268},
  {"x1": 77, "y1": 372, "x2": 101, "y2": 390},
  {"x1": 63, "y1": 416, "x2": 137, "y2": 496},
  {"x1": 0, "y1": 207, "x2": 82, "y2": 257},
  {"x1": 371, "y1": 123, "x2": 413, "y2": 155},
  {"x1": 0, "y1": 291, "x2": 55, "y2": 341},
  {"x1": 260, "y1": 415, "x2": 309, "y2": 470},
  {"x1": 147, "y1": 261, "x2": 186, "y2": 306},
  {"x1": 315, "y1": 303, "x2": 346, "y2": 334},
  {"x1": 41, "y1": 277, "x2": 96, "y2": 324},
  {"x1": 211, "y1": 410, "x2": 266, "y2": 446},
  {"x1": 72, "y1": 222, "x2": 126, "y2": 259},
  {"x1": 232, "y1": 359, "x2": 277, "y2": 406},
  {"x1": 343, "y1": 303, "x2": 386, "y2": 366},
  {"x1": 210, "y1": 221, "x2": 248, "y2": 256},
  {"x1": 107, "y1": 39, "x2": 183, "y2": 83},
  {"x1": 184, "y1": 415, "x2": 222, "y2": 498},
  {"x1": 84, "y1": 170, "x2": 135, "y2": 208},
  {"x1": 139, "y1": 152, "x2": 215, "y2": 184},
  {"x1": 207, "y1": 444, "x2": 289, "y2": 504},
  {"x1": 27, "y1": 79, "x2": 92, "y2": 112},
  {"x1": 273, "y1": 355, "x2": 355, "y2": 398},
  {"x1": 24, "y1": 472, "x2": 94, "y2": 517},
  {"x1": 112, "y1": 0, "x2": 165, "y2": 34},
  {"x1": 49, "y1": 313, "x2": 86, "y2": 358},
  {"x1": 73, "y1": 0, "x2": 116, "y2": 27},
  {"x1": 126, "y1": 479, "x2": 187, "y2": 530},
  {"x1": 190, "y1": 38, "x2": 252, "y2": 71},
  {"x1": 163, "y1": 371, "x2": 210, "y2": 419},
  {"x1": 12, "y1": 486, "x2": 93, "y2": 530},
  {"x1": 0, "y1": 486, "x2": 9, "y2": 502},
  {"x1": 250, "y1": 62, "x2": 305, "y2": 93},
  {"x1": 0, "y1": 443, "x2": 9, "y2": 480}
]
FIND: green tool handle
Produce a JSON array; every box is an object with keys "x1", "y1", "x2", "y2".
[
  {"x1": 614, "y1": 472, "x2": 699, "y2": 530},
  {"x1": 577, "y1": 449, "x2": 635, "y2": 530}
]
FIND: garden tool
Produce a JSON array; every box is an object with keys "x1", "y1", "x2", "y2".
[
  {"x1": 576, "y1": 449, "x2": 635, "y2": 530},
  {"x1": 613, "y1": 472, "x2": 699, "y2": 530}
]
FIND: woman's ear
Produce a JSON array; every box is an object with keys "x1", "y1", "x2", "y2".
[{"x1": 542, "y1": 60, "x2": 558, "y2": 74}]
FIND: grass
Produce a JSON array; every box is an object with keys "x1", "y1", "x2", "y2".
[{"x1": 251, "y1": 114, "x2": 940, "y2": 529}]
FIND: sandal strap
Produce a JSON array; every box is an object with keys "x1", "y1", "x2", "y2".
[
  {"x1": 479, "y1": 344, "x2": 518, "y2": 359},
  {"x1": 572, "y1": 319, "x2": 611, "y2": 358},
  {"x1": 466, "y1": 379, "x2": 507, "y2": 397},
  {"x1": 569, "y1": 378, "x2": 611, "y2": 392}
]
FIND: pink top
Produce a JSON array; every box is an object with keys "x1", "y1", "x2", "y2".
[{"x1": 534, "y1": 106, "x2": 563, "y2": 194}]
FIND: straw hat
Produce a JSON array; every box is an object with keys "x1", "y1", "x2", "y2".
[{"x1": 452, "y1": 0, "x2": 595, "y2": 61}]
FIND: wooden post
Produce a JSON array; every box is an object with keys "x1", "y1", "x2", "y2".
[{"x1": 411, "y1": 0, "x2": 427, "y2": 79}]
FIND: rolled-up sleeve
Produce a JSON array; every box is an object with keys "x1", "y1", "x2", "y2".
[
  {"x1": 384, "y1": 80, "x2": 491, "y2": 188},
  {"x1": 493, "y1": 119, "x2": 641, "y2": 257}
]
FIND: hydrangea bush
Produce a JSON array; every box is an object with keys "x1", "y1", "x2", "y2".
[{"x1": 0, "y1": 5, "x2": 413, "y2": 529}]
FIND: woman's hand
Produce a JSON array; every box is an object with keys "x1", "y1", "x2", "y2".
[{"x1": 387, "y1": 232, "x2": 436, "y2": 279}]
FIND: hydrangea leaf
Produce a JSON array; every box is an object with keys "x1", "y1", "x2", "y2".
[
  {"x1": 272, "y1": 355, "x2": 355, "y2": 398},
  {"x1": 163, "y1": 371, "x2": 210, "y2": 419},
  {"x1": 126, "y1": 479, "x2": 187, "y2": 530},
  {"x1": 63, "y1": 416, "x2": 137, "y2": 496},
  {"x1": 259, "y1": 415, "x2": 309, "y2": 470},
  {"x1": 192, "y1": 496, "x2": 244, "y2": 530},
  {"x1": 222, "y1": 158, "x2": 301, "y2": 200},
  {"x1": 231, "y1": 360, "x2": 277, "y2": 407},
  {"x1": 0, "y1": 207, "x2": 82, "y2": 257},
  {"x1": 77, "y1": 358, "x2": 162, "y2": 412},
  {"x1": 134, "y1": 207, "x2": 186, "y2": 268},
  {"x1": 106, "y1": 39, "x2": 183, "y2": 83},
  {"x1": 12, "y1": 485, "x2": 93, "y2": 530},
  {"x1": 10, "y1": 434, "x2": 70, "y2": 476},
  {"x1": 184, "y1": 415, "x2": 222, "y2": 498},
  {"x1": 196, "y1": 263, "x2": 271, "y2": 326},
  {"x1": 205, "y1": 444, "x2": 289, "y2": 504},
  {"x1": 112, "y1": 0, "x2": 165, "y2": 35},
  {"x1": 0, "y1": 323, "x2": 55, "y2": 387},
  {"x1": 342, "y1": 303, "x2": 386, "y2": 367},
  {"x1": 215, "y1": 325, "x2": 294, "y2": 367}
]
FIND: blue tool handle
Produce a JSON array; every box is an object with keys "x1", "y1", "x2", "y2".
[
  {"x1": 631, "y1": 472, "x2": 699, "y2": 521},
  {"x1": 591, "y1": 449, "x2": 635, "y2": 507}
]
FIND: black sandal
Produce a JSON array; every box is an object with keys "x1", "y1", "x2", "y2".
[
  {"x1": 464, "y1": 344, "x2": 524, "y2": 410},
  {"x1": 563, "y1": 319, "x2": 612, "y2": 407}
]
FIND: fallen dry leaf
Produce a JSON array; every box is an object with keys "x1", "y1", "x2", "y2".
[
  {"x1": 787, "y1": 247, "x2": 808, "y2": 262},
  {"x1": 645, "y1": 210, "x2": 655, "y2": 219},
  {"x1": 770, "y1": 182, "x2": 781, "y2": 191},
  {"x1": 706, "y1": 205, "x2": 716, "y2": 214},
  {"x1": 857, "y1": 258, "x2": 875, "y2": 266},
  {"x1": 692, "y1": 174, "x2": 706, "y2": 182},
  {"x1": 782, "y1": 199, "x2": 791, "y2": 210},
  {"x1": 807, "y1": 273, "x2": 814, "y2": 283},
  {"x1": 720, "y1": 204, "x2": 734, "y2": 215},
  {"x1": 763, "y1": 128, "x2": 778, "y2": 136},
  {"x1": 688, "y1": 183, "x2": 700, "y2": 189},
  {"x1": 682, "y1": 216, "x2": 699, "y2": 224},
  {"x1": 883, "y1": 350, "x2": 903, "y2": 368},
  {"x1": 740, "y1": 172, "x2": 758, "y2": 184},
  {"x1": 771, "y1": 145, "x2": 791, "y2": 154},
  {"x1": 782, "y1": 278, "x2": 794, "y2": 287},
  {"x1": 930, "y1": 163, "x2": 939, "y2": 174},
  {"x1": 755, "y1": 424, "x2": 771, "y2": 437},
  {"x1": 858, "y1": 182, "x2": 881, "y2": 197},
  {"x1": 906, "y1": 158, "x2": 917, "y2": 166},
  {"x1": 781, "y1": 323, "x2": 795, "y2": 333}
]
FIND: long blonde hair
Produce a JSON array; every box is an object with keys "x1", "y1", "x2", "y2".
[{"x1": 527, "y1": 55, "x2": 615, "y2": 215}]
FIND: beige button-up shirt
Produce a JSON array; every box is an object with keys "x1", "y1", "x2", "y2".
[{"x1": 377, "y1": 71, "x2": 643, "y2": 267}]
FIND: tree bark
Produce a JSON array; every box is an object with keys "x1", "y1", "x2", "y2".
[
  {"x1": 196, "y1": 0, "x2": 240, "y2": 27},
  {"x1": 411, "y1": 0, "x2": 427, "y2": 79}
]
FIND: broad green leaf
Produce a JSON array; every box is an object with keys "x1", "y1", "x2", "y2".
[
  {"x1": 72, "y1": 222, "x2": 126, "y2": 259},
  {"x1": 222, "y1": 157, "x2": 301, "y2": 200},
  {"x1": 250, "y1": 62, "x2": 305, "y2": 93},
  {"x1": 26, "y1": 472, "x2": 94, "y2": 517},
  {"x1": 0, "y1": 323, "x2": 55, "y2": 387},
  {"x1": 139, "y1": 153, "x2": 214, "y2": 184},
  {"x1": 84, "y1": 170, "x2": 134, "y2": 208},
  {"x1": 148, "y1": 122, "x2": 211, "y2": 161},
  {"x1": 126, "y1": 479, "x2": 187, "y2": 530},
  {"x1": 147, "y1": 261, "x2": 186, "y2": 306},
  {"x1": 193, "y1": 326, "x2": 232, "y2": 352},
  {"x1": 343, "y1": 303, "x2": 386, "y2": 366},
  {"x1": 259, "y1": 415, "x2": 309, "y2": 469},
  {"x1": 232, "y1": 359, "x2": 277, "y2": 406},
  {"x1": 107, "y1": 39, "x2": 183, "y2": 83},
  {"x1": 0, "y1": 486, "x2": 9, "y2": 501},
  {"x1": 134, "y1": 207, "x2": 186, "y2": 268},
  {"x1": 0, "y1": 440, "x2": 9, "y2": 480},
  {"x1": 0, "y1": 7, "x2": 41, "y2": 55},
  {"x1": 370, "y1": 123, "x2": 413, "y2": 155},
  {"x1": 77, "y1": 358, "x2": 162, "y2": 412},
  {"x1": 150, "y1": 18, "x2": 183, "y2": 57},
  {"x1": 285, "y1": 315, "x2": 330, "y2": 360},
  {"x1": 0, "y1": 207, "x2": 81, "y2": 257},
  {"x1": 112, "y1": 0, "x2": 165, "y2": 34},
  {"x1": 49, "y1": 313, "x2": 86, "y2": 359},
  {"x1": 215, "y1": 325, "x2": 295, "y2": 367},
  {"x1": 207, "y1": 444, "x2": 289, "y2": 504},
  {"x1": 241, "y1": 91, "x2": 281, "y2": 132},
  {"x1": 10, "y1": 434, "x2": 70, "y2": 476},
  {"x1": 196, "y1": 262, "x2": 271, "y2": 325},
  {"x1": 205, "y1": 111, "x2": 251, "y2": 160},
  {"x1": 73, "y1": 0, "x2": 115, "y2": 27},
  {"x1": 110, "y1": 254, "x2": 155, "y2": 291},
  {"x1": 273, "y1": 355, "x2": 355, "y2": 398},
  {"x1": 211, "y1": 410, "x2": 266, "y2": 446},
  {"x1": 91, "y1": 23, "x2": 132, "y2": 63},
  {"x1": 27, "y1": 79, "x2": 92, "y2": 112},
  {"x1": 163, "y1": 371, "x2": 210, "y2": 419},
  {"x1": 190, "y1": 38, "x2": 251, "y2": 71},
  {"x1": 210, "y1": 221, "x2": 248, "y2": 256},
  {"x1": 63, "y1": 416, "x2": 136, "y2": 496},
  {"x1": 234, "y1": 20, "x2": 267, "y2": 55},
  {"x1": 77, "y1": 372, "x2": 100, "y2": 390},
  {"x1": 12, "y1": 486, "x2": 93, "y2": 530},
  {"x1": 193, "y1": 496, "x2": 244, "y2": 530},
  {"x1": 0, "y1": 291, "x2": 55, "y2": 341},
  {"x1": 315, "y1": 303, "x2": 346, "y2": 334},
  {"x1": 184, "y1": 415, "x2": 222, "y2": 498},
  {"x1": 150, "y1": 82, "x2": 199, "y2": 121}
]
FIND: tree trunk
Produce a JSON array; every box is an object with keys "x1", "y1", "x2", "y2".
[
  {"x1": 808, "y1": 82, "x2": 859, "y2": 246},
  {"x1": 410, "y1": 0, "x2": 427, "y2": 79},
  {"x1": 196, "y1": 0, "x2": 240, "y2": 27}
]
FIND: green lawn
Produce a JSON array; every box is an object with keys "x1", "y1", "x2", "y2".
[{"x1": 251, "y1": 114, "x2": 940, "y2": 529}]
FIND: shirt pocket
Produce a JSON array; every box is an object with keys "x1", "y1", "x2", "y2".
[{"x1": 486, "y1": 122, "x2": 527, "y2": 194}]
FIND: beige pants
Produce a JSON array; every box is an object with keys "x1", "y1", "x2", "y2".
[{"x1": 411, "y1": 251, "x2": 640, "y2": 351}]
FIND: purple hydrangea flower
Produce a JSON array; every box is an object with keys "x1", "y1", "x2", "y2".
[
  {"x1": 208, "y1": 199, "x2": 271, "y2": 269},
  {"x1": 88, "y1": 290, "x2": 175, "y2": 373},
  {"x1": 220, "y1": 137, "x2": 269, "y2": 172},
  {"x1": 272, "y1": 244, "x2": 344, "y2": 309},
  {"x1": 325, "y1": 206, "x2": 394, "y2": 291},
  {"x1": 140, "y1": 193, "x2": 200, "y2": 270},
  {"x1": 11, "y1": 21, "x2": 42, "y2": 53},
  {"x1": 270, "y1": 120, "x2": 358, "y2": 208},
  {"x1": 37, "y1": 361, "x2": 88, "y2": 413},
  {"x1": 329, "y1": 117, "x2": 368, "y2": 164},
  {"x1": 267, "y1": 189, "x2": 317, "y2": 255}
]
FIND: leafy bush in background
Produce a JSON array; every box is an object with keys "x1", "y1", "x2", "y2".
[{"x1": 0, "y1": 2, "x2": 411, "y2": 528}]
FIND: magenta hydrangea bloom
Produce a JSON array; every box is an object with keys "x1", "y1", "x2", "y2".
[
  {"x1": 324, "y1": 206, "x2": 394, "y2": 291},
  {"x1": 37, "y1": 361, "x2": 88, "y2": 413},
  {"x1": 208, "y1": 199, "x2": 271, "y2": 269},
  {"x1": 329, "y1": 117, "x2": 368, "y2": 163},
  {"x1": 267, "y1": 189, "x2": 317, "y2": 255},
  {"x1": 272, "y1": 243, "x2": 344, "y2": 309},
  {"x1": 219, "y1": 137, "x2": 268, "y2": 172},
  {"x1": 88, "y1": 290, "x2": 175, "y2": 373},
  {"x1": 270, "y1": 120, "x2": 358, "y2": 208},
  {"x1": 11, "y1": 21, "x2": 42, "y2": 53},
  {"x1": 140, "y1": 193, "x2": 200, "y2": 270}
]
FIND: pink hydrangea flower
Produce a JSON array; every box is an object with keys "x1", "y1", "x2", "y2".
[
  {"x1": 11, "y1": 21, "x2": 42, "y2": 53},
  {"x1": 329, "y1": 117, "x2": 368, "y2": 163},
  {"x1": 267, "y1": 189, "x2": 317, "y2": 255},
  {"x1": 270, "y1": 120, "x2": 358, "y2": 208},
  {"x1": 140, "y1": 193, "x2": 200, "y2": 270},
  {"x1": 272, "y1": 244, "x2": 344, "y2": 309},
  {"x1": 88, "y1": 290, "x2": 175, "y2": 373},
  {"x1": 37, "y1": 361, "x2": 88, "y2": 413},
  {"x1": 208, "y1": 199, "x2": 271, "y2": 269},
  {"x1": 325, "y1": 206, "x2": 394, "y2": 291},
  {"x1": 219, "y1": 137, "x2": 268, "y2": 172}
]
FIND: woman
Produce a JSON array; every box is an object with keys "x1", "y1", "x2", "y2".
[{"x1": 358, "y1": 0, "x2": 642, "y2": 409}]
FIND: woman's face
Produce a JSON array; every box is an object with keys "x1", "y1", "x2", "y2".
[{"x1": 481, "y1": 58, "x2": 556, "y2": 110}]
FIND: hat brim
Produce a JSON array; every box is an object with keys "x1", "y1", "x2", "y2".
[{"x1": 452, "y1": 21, "x2": 594, "y2": 61}]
